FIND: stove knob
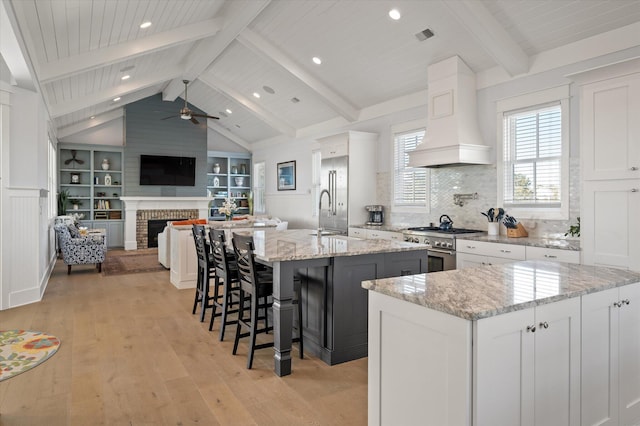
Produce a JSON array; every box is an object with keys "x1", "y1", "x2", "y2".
[
  {"x1": 446, "y1": 242, "x2": 453, "y2": 249},
  {"x1": 424, "y1": 240, "x2": 430, "y2": 246},
  {"x1": 434, "y1": 241, "x2": 441, "y2": 247}
]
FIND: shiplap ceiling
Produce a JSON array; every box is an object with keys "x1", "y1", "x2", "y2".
[{"x1": 3, "y1": 0, "x2": 640, "y2": 145}]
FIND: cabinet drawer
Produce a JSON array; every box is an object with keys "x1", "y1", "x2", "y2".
[
  {"x1": 348, "y1": 227, "x2": 366, "y2": 238},
  {"x1": 457, "y1": 240, "x2": 525, "y2": 260},
  {"x1": 320, "y1": 142, "x2": 348, "y2": 159},
  {"x1": 366, "y1": 230, "x2": 402, "y2": 241},
  {"x1": 526, "y1": 246, "x2": 580, "y2": 264}
]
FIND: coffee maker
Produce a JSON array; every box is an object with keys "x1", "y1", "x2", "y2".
[{"x1": 366, "y1": 205, "x2": 384, "y2": 226}]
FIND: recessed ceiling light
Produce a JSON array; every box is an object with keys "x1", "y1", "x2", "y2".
[
  {"x1": 225, "y1": 109, "x2": 232, "y2": 114},
  {"x1": 113, "y1": 97, "x2": 121, "y2": 102},
  {"x1": 121, "y1": 75, "x2": 130, "y2": 80},
  {"x1": 263, "y1": 85, "x2": 275, "y2": 94},
  {"x1": 235, "y1": 124, "x2": 241, "y2": 128},
  {"x1": 291, "y1": 97, "x2": 300, "y2": 103},
  {"x1": 140, "y1": 21, "x2": 152, "y2": 29},
  {"x1": 253, "y1": 92, "x2": 261, "y2": 98},
  {"x1": 312, "y1": 57, "x2": 322, "y2": 65},
  {"x1": 90, "y1": 116, "x2": 95, "y2": 119},
  {"x1": 388, "y1": 9, "x2": 401, "y2": 20}
]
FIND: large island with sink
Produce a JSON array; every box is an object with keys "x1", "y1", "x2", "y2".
[{"x1": 363, "y1": 261, "x2": 640, "y2": 426}]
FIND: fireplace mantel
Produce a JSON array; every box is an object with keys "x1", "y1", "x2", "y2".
[{"x1": 120, "y1": 197, "x2": 212, "y2": 250}]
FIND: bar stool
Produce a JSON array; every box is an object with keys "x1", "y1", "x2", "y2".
[
  {"x1": 231, "y1": 233, "x2": 304, "y2": 369},
  {"x1": 192, "y1": 225, "x2": 221, "y2": 323},
  {"x1": 208, "y1": 228, "x2": 242, "y2": 341}
]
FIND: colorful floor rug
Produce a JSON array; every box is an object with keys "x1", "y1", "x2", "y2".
[
  {"x1": 0, "y1": 330, "x2": 61, "y2": 381},
  {"x1": 102, "y1": 248, "x2": 167, "y2": 276}
]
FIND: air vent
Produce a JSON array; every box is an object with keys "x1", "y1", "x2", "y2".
[
  {"x1": 263, "y1": 85, "x2": 275, "y2": 94},
  {"x1": 415, "y1": 28, "x2": 435, "y2": 41},
  {"x1": 291, "y1": 97, "x2": 300, "y2": 103}
]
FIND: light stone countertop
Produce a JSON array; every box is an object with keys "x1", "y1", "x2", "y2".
[
  {"x1": 230, "y1": 229, "x2": 428, "y2": 262},
  {"x1": 351, "y1": 224, "x2": 408, "y2": 233},
  {"x1": 170, "y1": 220, "x2": 276, "y2": 230},
  {"x1": 457, "y1": 234, "x2": 580, "y2": 251},
  {"x1": 362, "y1": 261, "x2": 640, "y2": 321}
]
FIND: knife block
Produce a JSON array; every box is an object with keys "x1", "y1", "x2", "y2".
[{"x1": 506, "y1": 223, "x2": 528, "y2": 238}]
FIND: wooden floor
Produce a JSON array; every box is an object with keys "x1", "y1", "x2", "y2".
[{"x1": 0, "y1": 260, "x2": 367, "y2": 425}]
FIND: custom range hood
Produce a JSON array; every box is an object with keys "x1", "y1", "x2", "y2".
[{"x1": 408, "y1": 56, "x2": 491, "y2": 168}]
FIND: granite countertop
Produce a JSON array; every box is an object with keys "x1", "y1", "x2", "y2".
[
  {"x1": 170, "y1": 220, "x2": 276, "y2": 230},
  {"x1": 351, "y1": 224, "x2": 407, "y2": 233},
  {"x1": 233, "y1": 229, "x2": 428, "y2": 262},
  {"x1": 457, "y1": 234, "x2": 580, "y2": 251},
  {"x1": 362, "y1": 261, "x2": 640, "y2": 321}
]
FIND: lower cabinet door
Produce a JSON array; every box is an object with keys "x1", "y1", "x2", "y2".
[{"x1": 619, "y1": 283, "x2": 640, "y2": 425}]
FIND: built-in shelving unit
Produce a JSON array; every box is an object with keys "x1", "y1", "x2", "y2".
[
  {"x1": 58, "y1": 145, "x2": 124, "y2": 246},
  {"x1": 207, "y1": 151, "x2": 251, "y2": 220}
]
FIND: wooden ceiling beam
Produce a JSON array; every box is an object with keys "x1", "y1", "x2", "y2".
[
  {"x1": 56, "y1": 108, "x2": 124, "y2": 139},
  {"x1": 237, "y1": 29, "x2": 360, "y2": 122},
  {"x1": 440, "y1": 0, "x2": 529, "y2": 76},
  {"x1": 199, "y1": 74, "x2": 296, "y2": 138},
  {"x1": 39, "y1": 18, "x2": 223, "y2": 84},
  {"x1": 162, "y1": 0, "x2": 271, "y2": 102},
  {"x1": 50, "y1": 66, "x2": 182, "y2": 117}
]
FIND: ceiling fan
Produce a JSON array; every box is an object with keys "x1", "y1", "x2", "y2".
[
  {"x1": 162, "y1": 80, "x2": 219, "y2": 124},
  {"x1": 64, "y1": 150, "x2": 84, "y2": 165}
]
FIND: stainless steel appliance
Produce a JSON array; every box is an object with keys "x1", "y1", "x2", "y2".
[
  {"x1": 366, "y1": 205, "x2": 384, "y2": 226},
  {"x1": 403, "y1": 226, "x2": 485, "y2": 272},
  {"x1": 319, "y1": 156, "x2": 348, "y2": 234}
]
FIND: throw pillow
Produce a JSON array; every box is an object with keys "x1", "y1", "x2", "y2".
[{"x1": 67, "y1": 224, "x2": 81, "y2": 238}]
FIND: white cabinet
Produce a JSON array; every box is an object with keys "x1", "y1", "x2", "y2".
[
  {"x1": 582, "y1": 179, "x2": 640, "y2": 270},
  {"x1": 92, "y1": 220, "x2": 124, "y2": 248},
  {"x1": 580, "y1": 72, "x2": 640, "y2": 181},
  {"x1": 457, "y1": 239, "x2": 525, "y2": 269},
  {"x1": 525, "y1": 246, "x2": 580, "y2": 264},
  {"x1": 348, "y1": 227, "x2": 402, "y2": 241},
  {"x1": 475, "y1": 297, "x2": 581, "y2": 426},
  {"x1": 574, "y1": 61, "x2": 640, "y2": 272},
  {"x1": 207, "y1": 151, "x2": 251, "y2": 219},
  {"x1": 581, "y1": 282, "x2": 640, "y2": 426}
]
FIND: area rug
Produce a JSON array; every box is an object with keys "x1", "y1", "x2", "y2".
[
  {"x1": 0, "y1": 330, "x2": 61, "y2": 381},
  {"x1": 102, "y1": 248, "x2": 167, "y2": 276}
]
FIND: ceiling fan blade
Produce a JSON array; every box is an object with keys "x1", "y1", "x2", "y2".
[
  {"x1": 190, "y1": 116, "x2": 200, "y2": 125},
  {"x1": 161, "y1": 115, "x2": 177, "y2": 121},
  {"x1": 192, "y1": 113, "x2": 220, "y2": 120}
]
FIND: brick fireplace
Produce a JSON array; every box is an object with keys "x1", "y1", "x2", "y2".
[{"x1": 120, "y1": 197, "x2": 212, "y2": 250}]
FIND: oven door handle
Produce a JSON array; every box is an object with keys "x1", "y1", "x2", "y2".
[{"x1": 428, "y1": 248, "x2": 455, "y2": 256}]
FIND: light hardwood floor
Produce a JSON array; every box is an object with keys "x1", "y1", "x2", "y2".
[{"x1": 0, "y1": 260, "x2": 367, "y2": 425}]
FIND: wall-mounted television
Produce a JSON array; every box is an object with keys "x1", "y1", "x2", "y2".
[{"x1": 139, "y1": 155, "x2": 196, "y2": 186}]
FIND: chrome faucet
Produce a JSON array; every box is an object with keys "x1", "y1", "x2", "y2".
[{"x1": 319, "y1": 189, "x2": 332, "y2": 216}]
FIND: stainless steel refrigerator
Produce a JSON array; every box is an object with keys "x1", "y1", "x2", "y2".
[{"x1": 319, "y1": 155, "x2": 348, "y2": 234}]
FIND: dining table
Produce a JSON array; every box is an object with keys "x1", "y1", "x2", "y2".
[{"x1": 232, "y1": 228, "x2": 428, "y2": 376}]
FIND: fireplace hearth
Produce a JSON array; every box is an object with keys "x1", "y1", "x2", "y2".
[{"x1": 147, "y1": 219, "x2": 185, "y2": 248}]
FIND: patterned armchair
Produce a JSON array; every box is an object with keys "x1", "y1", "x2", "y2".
[{"x1": 54, "y1": 224, "x2": 107, "y2": 274}]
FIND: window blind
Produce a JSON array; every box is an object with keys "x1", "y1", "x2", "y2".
[
  {"x1": 503, "y1": 104, "x2": 562, "y2": 208},
  {"x1": 394, "y1": 129, "x2": 427, "y2": 205}
]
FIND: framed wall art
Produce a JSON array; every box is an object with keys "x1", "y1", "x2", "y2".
[{"x1": 277, "y1": 161, "x2": 296, "y2": 191}]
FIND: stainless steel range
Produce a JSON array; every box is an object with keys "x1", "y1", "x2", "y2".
[{"x1": 403, "y1": 226, "x2": 485, "y2": 272}]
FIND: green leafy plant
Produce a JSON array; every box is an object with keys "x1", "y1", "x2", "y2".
[
  {"x1": 58, "y1": 189, "x2": 70, "y2": 215},
  {"x1": 565, "y1": 217, "x2": 580, "y2": 237}
]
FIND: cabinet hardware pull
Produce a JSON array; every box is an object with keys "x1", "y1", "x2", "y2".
[
  {"x1": 614, "y1": 301, "x2": 622, "y2": 308},
  {"x1": 526, "y1": 325, "x2": 536, "y2": 333},
  {"x1": 539, "y1": 321, "x2": 549, "y2": 329},
  {"x1": 544, "y1": 254, "x2": 558, "y2": 258},
  {"x1": 631, "y1": 166, "x2": 639, "y2": 171},
  {"x1": 500, "y1": 249, "x2": 511, "y2": 253},
  {"x1": 467, "y1": 245, "x2": 476, "y2": 249},
  {"x1": 632, "y1": 189, "x2": 639, "y2": 193},
  {"x1": 622, "y1": 299, "x2": 630, "y2": 305}
]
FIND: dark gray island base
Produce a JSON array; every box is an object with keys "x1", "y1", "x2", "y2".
[{"x1": 239, "y1": 229, "x2": 428, "y2": 375}]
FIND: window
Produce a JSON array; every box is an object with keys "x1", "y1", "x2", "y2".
[
  {"x1": 497, "y1": 86, "x2": 569, "y2": 220},
  {"x1": 392, "y1": 120, "x2": 428, "y2": 211},
  {"x1": 252, "y1": 161, "x2": 265, "y2": 214}
]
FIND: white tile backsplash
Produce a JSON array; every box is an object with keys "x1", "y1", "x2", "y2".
[{"x1": 378, "y1": 158, "x2": 580, "y2": 239}]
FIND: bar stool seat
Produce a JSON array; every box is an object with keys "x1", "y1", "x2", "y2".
[
  {"x1": 192, "y1": 224, "x2": 222, "y2": 323},
  {"x1": 231, "y1": 233, "x2": 304, "y2": 369}
]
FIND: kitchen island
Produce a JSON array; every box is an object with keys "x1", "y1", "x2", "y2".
[
  {"x1": 239, "y1": 229, "x2": 428, "y2": 376},
  {"x1": 363, "y1": 261, "x2": 640, "y2": 426}
]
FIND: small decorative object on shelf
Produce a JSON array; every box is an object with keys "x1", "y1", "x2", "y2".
[
  {"x1": 234, "y1": 177, "x2": 244, "y2": 186},
  {"x1": 240, "y1": 164, "x2": 246, "y2": 174},
  {"x1": 213, "y1": 177, "x2": 220, "y2": 187},
  {"x1": 219, "y1": 198, "x2": 237, "y2": 221},
  {"x1": 231, "y1": 166, "x2": 238, "y2": 174},
  {"x1": 104, "y1": 174, "x2": 112, "y2": 186},
  {"x1": 213, "y1": 163, "x2": 220, "y2": 174},
  {"x1": 101, "y1": 158, "x2": 110, "y2": 170},
  {"x1": 70, "y1": 173, "x2": 80, "y2": 184}
]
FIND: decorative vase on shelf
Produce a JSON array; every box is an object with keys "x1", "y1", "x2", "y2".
[
  {"x1": 231, "y1": 166, "x2": 238, "y2": 174},
  {"x1": 225, "y1": 214, "x2": 232, "y2": 221},
  {"x1": 101, "y1": 159, "x2": 110, "y2": 170},
  {"x1": 213, "y1": 163, "x2": 220, "y2": 174}
]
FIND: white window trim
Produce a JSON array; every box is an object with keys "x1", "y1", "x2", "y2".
[
  {"x1": 496, "y1": 85, "x2": 570, "y2": 221},
  {"x1": 391, "y1": 118, "x2": 430, "y2": 213}
]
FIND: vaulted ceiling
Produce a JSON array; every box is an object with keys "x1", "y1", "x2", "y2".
[{"x1": 2, "y1": 0, "x2": 640, "y2": 147}]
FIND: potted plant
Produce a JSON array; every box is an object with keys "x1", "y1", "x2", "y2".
[
  {"x1": 58, "y1": 189, "x2": 70, "y2": 215},
  {"x1": 68, "y1": 198, "x2": 82, "y2": 210}
]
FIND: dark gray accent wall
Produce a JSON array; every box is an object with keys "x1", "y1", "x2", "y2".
[{"x1": 124, "y1": 94, "x2": 207, "y2": 196}]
